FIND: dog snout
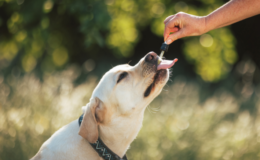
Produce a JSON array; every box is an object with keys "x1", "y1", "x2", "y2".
[{"x1": 145, "y1": 52, "x2": 158, "y2": 65}]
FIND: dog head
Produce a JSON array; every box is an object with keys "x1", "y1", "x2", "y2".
[{"x1": 79, "y1": 52, "x2": 177, "y2": 143}]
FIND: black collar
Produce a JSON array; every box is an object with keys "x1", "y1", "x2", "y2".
[{"x1": 78, "y1": 114, "x2": 128, "y2": 160}]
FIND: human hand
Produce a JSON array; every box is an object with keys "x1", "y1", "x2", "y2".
[{"x1": 164, "y1": 12, "x2": 206, "y2": 44}]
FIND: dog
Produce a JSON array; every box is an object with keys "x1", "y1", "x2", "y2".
[{"x1": 31, "y1": 52, "x2": 177, "y2": 160}]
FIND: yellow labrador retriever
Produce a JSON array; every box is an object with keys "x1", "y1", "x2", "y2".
[{"x1": 31, "y1": 52, "x2": 177, "y2": 160}]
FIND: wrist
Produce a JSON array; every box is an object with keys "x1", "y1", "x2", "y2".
[
  {"x1": 200, "y1": 15, "x2": 209, "y2": 34},
  {"x1": 203, "y1": 14, "x2": 218, "y2": 34}
]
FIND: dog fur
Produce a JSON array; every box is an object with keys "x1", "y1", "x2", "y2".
[{"x1": 31, "y1": 52, "x2": 170, "y2": 160}]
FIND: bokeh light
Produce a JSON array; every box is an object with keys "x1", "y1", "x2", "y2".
[{"x1": 0, "y1": 0, "x2": 260, "y2": 159}]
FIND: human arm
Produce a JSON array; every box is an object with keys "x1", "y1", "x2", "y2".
[{"x1": 164, "y1": 0, "x2": 260, "y2": 44}]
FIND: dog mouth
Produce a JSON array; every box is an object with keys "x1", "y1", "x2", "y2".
[
  {"x1": 143, "y1": 58, "x2": 178, "y2": 98},
  {"x1": 144, "y1": 70, "x2": 166, "y2": 97}
]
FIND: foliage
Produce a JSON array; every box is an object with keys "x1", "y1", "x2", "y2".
[
  {"x1": 130, "y1": 77, "x2": 260, "y2": 159},
  {"x1": 184, "y1": 28, "x2": 237, "y2": 82},
  {"x1": 0, "y1": 67, "x2": 96, "y2": 159},
  {"x1": 0, "y1": 0, "x2": 111, "y2": 74},
  {"x1": 1, "y1": 0, "x2": 260, "y2": 160},
  {"x1": 1, "y1": 65, "x2": 260, "y2": 160},
  {"x1": 1, "y1": 0, "x2": 237, "y2": 82}
]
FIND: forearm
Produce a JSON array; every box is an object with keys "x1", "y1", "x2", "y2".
[{"x1": 205, "y1": 0, "x2": 260, "y2": 32}]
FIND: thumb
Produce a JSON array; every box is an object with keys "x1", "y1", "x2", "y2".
[{"x1": 166, "y1": 30, "x2": 184, "y2": 44}]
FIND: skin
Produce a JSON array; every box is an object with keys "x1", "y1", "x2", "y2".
[{"x1": 164, "y1": 0, "x2": 260, "y2": 44}]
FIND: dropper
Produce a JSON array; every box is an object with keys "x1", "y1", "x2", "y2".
[{"x1": 158, "y1": 42, "x2": 169, "y2": 64}]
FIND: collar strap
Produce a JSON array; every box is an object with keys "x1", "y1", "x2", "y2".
[{"x1": 78, "y1": 114, "x2": 128, "y2": 160}]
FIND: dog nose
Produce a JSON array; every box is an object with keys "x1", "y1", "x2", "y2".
[{"x1": 145, "y1": 52, "x2": 158, "y2": 64}]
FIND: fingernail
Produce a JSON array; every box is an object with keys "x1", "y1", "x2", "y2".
[{"x1": 166, "y1": 39, "x2": 171, "y2": 44}]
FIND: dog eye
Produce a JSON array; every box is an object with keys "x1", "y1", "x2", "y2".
[{"x1": 117, "y1": 72, "x2": 128, "y2": 83}]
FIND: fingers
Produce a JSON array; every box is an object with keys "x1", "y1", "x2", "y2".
[
  {"x1": 164, "y1": 15, "x2": 175, "y2": 24},
  {"x1": 164, "y1": 15, "x2": 181, "y2": 41},
  {"x1": 166, "y1": 30, "x2": 184, "y2": 44},
  {"x1": 164, "y1": 26, "x2": 171, "y2": 41},
  {"x1": 164, "y1": 27, "x2": 179, "y2": 41},
  {"x1": 164, "y1": 12, "x2": 204, "y2": 43}
]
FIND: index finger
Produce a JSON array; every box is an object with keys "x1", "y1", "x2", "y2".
[
  {"x1": 164, "y1": 15, "x2": 175, "y2": 24},
  {"x1": 164, "y1": 27, "x2": 179, "y2": 41}
]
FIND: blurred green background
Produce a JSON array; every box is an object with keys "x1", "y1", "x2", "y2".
[{"x1": 1, "y1": 0, "x2": 260, "y2": 159}]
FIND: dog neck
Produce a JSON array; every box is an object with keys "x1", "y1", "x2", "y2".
[{"x1": 98, "y1": 109, "x2": 145, "y2": 158}]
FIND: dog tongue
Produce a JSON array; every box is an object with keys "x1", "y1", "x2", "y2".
[{"x1": 157, "y1": 58, "x2": 178, "y2": 70}]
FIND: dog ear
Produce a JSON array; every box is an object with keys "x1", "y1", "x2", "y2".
[{"x1": 78, "y1": 97, "x2": 106, "y2": 143}]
